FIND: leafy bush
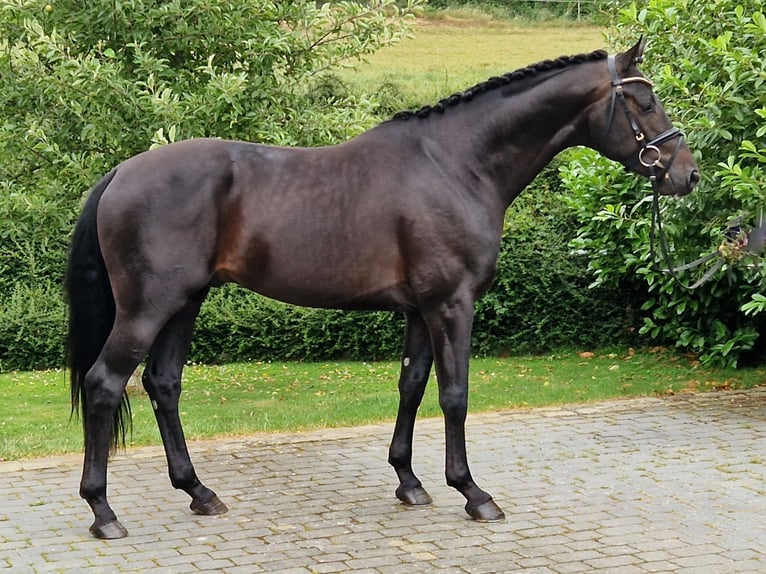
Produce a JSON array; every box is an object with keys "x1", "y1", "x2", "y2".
[
  {"x1": 190, "y1": 288, "x2": 404, "y2": 363},
  {"x1": 0, "y1": 0, "x2": 420, "y2": 371},
  {"x1": 561, "y1": 0, "x2": 766, "y2": 367},
  {"x1": 0, "y1": 282, "x2": 66, "y2": 371},
  {"x1": 474, "y1": 163, "x2": 639, "y2": 355}
]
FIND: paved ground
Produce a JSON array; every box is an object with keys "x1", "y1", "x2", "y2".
[{"x1": 2, "y1": 387, "x2": 766, "y2": 573}]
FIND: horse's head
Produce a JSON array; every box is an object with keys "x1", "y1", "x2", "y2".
[{"x1": 589, "y1": 38, "x2": 699, "y2": 196}]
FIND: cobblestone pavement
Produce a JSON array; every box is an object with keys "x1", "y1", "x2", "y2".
[{"x1": 2, "y1": 387, "x2": 766, "y2": 573}]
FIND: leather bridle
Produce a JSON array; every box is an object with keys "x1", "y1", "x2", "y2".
[
  {"x1": 602, "y1": 53, "x2": 759, "y2": 291},
  {"x1": 603, "y1": 55, "x2": 707, "y2": 289},
  {"x1": 603, "y1": 55, "x2": 684, "y2": 186}
]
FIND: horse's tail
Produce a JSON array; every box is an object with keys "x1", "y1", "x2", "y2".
[{"x1": 66, "y1": 168, "x2": 131, "y2": 451}]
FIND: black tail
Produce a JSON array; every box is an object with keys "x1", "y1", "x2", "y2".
[{"x1": 66, "y1": 168, "x2": 131, "y2": 451}]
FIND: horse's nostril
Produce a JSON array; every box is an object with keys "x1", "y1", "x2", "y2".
[{"x1": 689, "y1": 169, "x2": 701, "y2": 188}]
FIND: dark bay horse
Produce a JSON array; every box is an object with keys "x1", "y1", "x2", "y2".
[{"x1": 66, "y1": 39, "x2": 699, "y2": 539}]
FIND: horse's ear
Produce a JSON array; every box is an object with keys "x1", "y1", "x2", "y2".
[{"x1": 619, "y1": 37, "x2": 646, "y2": 72}]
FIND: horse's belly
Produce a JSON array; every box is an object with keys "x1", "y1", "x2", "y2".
[
  {"x1": 246, "y1": 273, "x2": 411, "y2": 312},
  {"x1": 219, "y1": 243, "x2": 412, "y2": 312}
]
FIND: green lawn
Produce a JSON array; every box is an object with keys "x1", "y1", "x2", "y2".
[{"x1": 2, "y1": 349, "x2": 764, "y2": 460}]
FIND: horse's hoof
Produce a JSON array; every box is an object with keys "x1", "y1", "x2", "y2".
[
  {"x1": 466, "y1": 498, "x2": 505, "y2": 522},
  {"x1": 190, "y1": 495, "x2": 228, "y2": 515},
  {"x1": 89, "y1": 519, "x2": 128, "y2": 539},
  {"x1": 396, "y1": 484, "x2": 433, "y2": 506}
]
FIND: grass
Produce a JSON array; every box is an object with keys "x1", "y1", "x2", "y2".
[
  {"x1": 1, "y1": 348, "x2": 764, "y2": 461},
  {"x1": 339, "y1": 8, "x2": 605, "y2": 109}
]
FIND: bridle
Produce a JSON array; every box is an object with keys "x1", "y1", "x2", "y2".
[
  {"x1": 603, "y1": 55, "x2": 708, "y2": 290},
  {"x1": 600, "y1": 52, "x2": 762, "y2": 292},
  {"x1": 603, "y1": 55, "x2": 684, "y2": 186}
]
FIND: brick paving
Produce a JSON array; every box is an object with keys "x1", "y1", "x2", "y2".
[{"x1": 2, "y1": 387, "x2": 766, "y2": 573}]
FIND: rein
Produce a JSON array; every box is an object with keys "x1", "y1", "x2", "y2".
[
  {"x1": 650, "y1": 192, "x2": 766, "y2": 291},
  {"x1": 604, "y1": 55, "x2": 712, "y2": 291}
]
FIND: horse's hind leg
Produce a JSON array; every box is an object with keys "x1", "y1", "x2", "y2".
[
  {"x1": 80, "y1": 315, "x2": 167, "y2": 539},
  {"x1": 141, "y1": 288, "x2": 228, "y2": 516},
  {"x1": 388, "y1": 312, "x2": 434, "y2": 506}
]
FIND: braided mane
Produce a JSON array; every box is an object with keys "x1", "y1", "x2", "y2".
[{"x1": 391, "y1": 49, "x2": 608, "y2": 121}]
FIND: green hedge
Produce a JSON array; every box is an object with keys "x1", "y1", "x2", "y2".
[
  {"x1": 0, "y1": 282, "x2": 66, "y2": 372},
  {"x1": 474, "y1": 166, "x2": 639, "y2": 355},
  {"x1": 560, "y1": 0, "x2": 766, "y2": 368}
]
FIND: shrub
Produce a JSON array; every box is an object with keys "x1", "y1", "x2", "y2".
[
  {"x1": 190, "y1": 288, "x2": 404, "y2": 363},
  {"x1": 0, "y1": 0, "x2": 420, "y2": 371},
  {"x1": 474, "y1": 163, "x2": 639, "y2": 355},
  {"x1": 0, "y1": 282, "x2": 66, "y2": 372},
  {"x1": 561, "y1": 0, "x2": 766, "y2": 367}
]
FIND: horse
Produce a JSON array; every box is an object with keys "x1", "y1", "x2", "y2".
[{"x1": 66, "y1": 38, "x2": 699, "y2": 539}]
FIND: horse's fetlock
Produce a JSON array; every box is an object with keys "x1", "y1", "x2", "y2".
[
  {"x1": 388, "y1": 445, "x2": 412, "y2": 469},
  {"x1": 445, "y1": 467, "x2": 472, "y2": 490},
  {"x1": 79, "y1": 483, "x2": 106, "y2": 503},
  {"x1": 169, "y1": 465, "x2": 199, "y2": 491}
]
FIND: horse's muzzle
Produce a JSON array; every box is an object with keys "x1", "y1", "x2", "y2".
[{"x1": 656, "y1": 158, "x2": 699, "y2": 197}]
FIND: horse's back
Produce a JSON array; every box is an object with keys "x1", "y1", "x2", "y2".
[{"x1": 220, "y1": 138, "x2": 417, "y2": 309}]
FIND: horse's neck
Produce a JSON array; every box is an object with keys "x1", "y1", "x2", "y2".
[{"x1": 425, "y1": 69, "x2": 595, "y2": 207}]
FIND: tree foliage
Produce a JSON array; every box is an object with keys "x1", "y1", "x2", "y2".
[
  {"x1": 561, "y1": 0, "x2": 766, "y2": 366},
  {"x1": 0, "y1": 0, "x2": 420, "y2": 370}
]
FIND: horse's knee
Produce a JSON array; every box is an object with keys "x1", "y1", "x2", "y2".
[
  {"x1": 438, "y1": 388, "x2": 468, "y2": 420},
  {"x1": 400, "y1": 363, "x2": 429, "y2": 388}
]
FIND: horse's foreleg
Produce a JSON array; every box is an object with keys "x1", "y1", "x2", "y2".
[
  {"x1": 142, "y1": 290, "x2": 227, "y2": 517},
  {"x1": 424, "y1": 298, "x2": 505, "y2": 522},
  {"x1": 389, "y1": 312, "x2": 434, "y2": 506}
]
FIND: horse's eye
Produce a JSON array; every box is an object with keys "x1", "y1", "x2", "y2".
[{"x1": 639, "y1": 95, "x2": 656, "y2": 114}]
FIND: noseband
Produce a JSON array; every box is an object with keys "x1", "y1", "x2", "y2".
[{"x1": 603, "y1": 55, "x2": 684, "y2": 185}]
